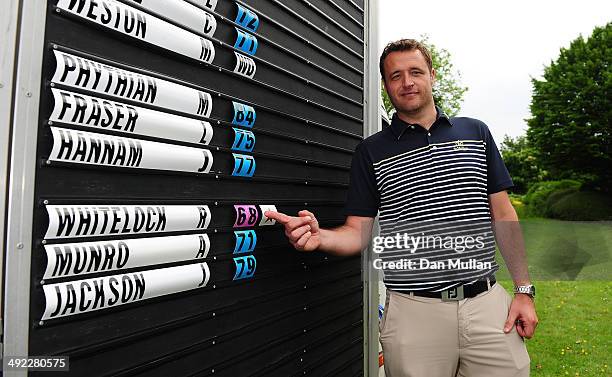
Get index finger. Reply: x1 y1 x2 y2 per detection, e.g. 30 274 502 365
265 210 291 224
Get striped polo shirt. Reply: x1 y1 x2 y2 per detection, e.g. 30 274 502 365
344 108 513 292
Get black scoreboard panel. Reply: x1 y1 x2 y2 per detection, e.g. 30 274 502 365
29 0 365 376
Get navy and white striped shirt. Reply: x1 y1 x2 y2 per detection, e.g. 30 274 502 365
344 108 513 292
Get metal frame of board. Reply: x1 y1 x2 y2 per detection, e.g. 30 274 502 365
363 0 381 376
2 1 48 375
0 0 22 353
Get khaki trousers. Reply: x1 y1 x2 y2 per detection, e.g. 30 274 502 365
379 283 530 377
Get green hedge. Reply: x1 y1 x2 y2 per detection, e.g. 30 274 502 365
524 180 582 217
543 187 579 217
549 191 612 221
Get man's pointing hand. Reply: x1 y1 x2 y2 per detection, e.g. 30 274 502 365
265 210 321 252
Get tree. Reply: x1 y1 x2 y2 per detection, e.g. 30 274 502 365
527 22 611 191
381 35 468 117
499 135 546 194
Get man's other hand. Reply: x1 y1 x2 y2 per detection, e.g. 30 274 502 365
504 294 539 338
265 210 321 252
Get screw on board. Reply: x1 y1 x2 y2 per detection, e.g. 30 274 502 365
26 92 32 97
214 201 218 206
42 240 47 245
16 243 24 249
48 121 53 125
43 200 49 205
50 83 55 87
39 321 44 326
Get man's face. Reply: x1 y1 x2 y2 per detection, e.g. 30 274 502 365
383 50 435 114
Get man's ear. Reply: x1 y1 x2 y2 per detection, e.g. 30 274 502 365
430 68 436 84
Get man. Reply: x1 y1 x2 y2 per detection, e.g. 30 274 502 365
266 39 537 377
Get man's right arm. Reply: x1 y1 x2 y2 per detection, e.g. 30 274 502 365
318 215 375 256
265 210 374 256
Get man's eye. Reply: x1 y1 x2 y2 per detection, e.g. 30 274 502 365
392 75 400 80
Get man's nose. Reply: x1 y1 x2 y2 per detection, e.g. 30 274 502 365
401 75 415 87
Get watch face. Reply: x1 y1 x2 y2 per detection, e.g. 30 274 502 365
515 285 535 296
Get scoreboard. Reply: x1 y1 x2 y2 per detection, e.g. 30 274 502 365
1 0 376 376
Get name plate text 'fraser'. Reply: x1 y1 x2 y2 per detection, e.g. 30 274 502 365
50 89 213 145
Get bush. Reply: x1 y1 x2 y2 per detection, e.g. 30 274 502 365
523 180 582 217
543 187 579 217
549 191 612 220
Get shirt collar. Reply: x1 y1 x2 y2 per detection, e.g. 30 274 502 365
390 106 454 140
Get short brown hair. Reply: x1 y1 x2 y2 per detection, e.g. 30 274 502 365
379 39 433 80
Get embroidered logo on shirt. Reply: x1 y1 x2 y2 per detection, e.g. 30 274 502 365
454 141 466 150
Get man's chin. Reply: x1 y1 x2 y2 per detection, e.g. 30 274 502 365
396 103 423 114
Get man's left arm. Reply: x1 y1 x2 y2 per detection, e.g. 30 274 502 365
489 191 539 339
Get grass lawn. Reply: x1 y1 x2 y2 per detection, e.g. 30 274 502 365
497 280 611 377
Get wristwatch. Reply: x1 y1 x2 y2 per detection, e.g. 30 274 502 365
514 284 536 298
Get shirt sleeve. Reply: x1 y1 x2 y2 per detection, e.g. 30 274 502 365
343 141 379 217
484 124 514 194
